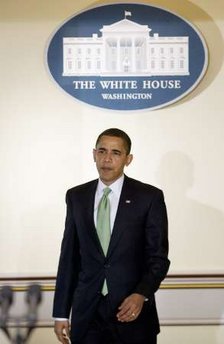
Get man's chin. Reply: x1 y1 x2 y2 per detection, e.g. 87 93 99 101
99 172 114 185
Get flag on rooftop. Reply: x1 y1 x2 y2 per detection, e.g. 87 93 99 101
125 11 132 17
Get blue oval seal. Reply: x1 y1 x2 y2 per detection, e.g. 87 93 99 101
46 3 208 111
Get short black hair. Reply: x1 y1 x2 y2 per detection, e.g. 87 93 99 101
95 128 132 155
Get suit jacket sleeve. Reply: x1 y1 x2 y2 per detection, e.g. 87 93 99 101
53 190 80 318
134 189 170 298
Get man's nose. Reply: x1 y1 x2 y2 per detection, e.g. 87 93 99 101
104 152 112 161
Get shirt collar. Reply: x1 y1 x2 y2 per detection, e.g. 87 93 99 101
97 175 124 197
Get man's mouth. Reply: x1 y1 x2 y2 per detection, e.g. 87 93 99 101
101 167 113 171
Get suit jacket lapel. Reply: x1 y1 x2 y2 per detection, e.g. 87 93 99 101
107 176 133 257
81 180 105 255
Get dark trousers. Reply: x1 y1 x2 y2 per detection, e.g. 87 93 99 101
72 295 157 344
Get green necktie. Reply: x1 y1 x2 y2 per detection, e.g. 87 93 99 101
96 187 111 295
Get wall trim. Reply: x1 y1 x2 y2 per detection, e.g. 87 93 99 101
1 274 224 291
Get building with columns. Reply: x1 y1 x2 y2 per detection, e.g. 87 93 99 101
63 14 189 77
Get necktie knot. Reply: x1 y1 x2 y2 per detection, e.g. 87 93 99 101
103 187 111 197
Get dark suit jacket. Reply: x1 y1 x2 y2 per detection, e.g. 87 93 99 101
53 176 170 342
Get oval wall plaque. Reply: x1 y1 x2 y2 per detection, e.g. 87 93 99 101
46 3 208 111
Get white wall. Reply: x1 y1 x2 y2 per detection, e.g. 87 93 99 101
0 0 224 278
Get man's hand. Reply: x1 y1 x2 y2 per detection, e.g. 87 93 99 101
116 293 145 322
54 320 70 343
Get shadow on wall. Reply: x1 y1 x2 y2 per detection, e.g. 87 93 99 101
157 151 224 271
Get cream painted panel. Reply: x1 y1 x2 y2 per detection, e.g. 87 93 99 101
0 0 223 275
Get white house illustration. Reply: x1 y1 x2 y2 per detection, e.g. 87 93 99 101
63 12 189 76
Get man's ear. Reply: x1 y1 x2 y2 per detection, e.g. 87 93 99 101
126 154 133 166
93 149 96 162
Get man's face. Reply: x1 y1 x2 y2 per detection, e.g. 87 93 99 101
93 135 133 185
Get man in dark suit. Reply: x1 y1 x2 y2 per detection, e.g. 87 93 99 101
53 128 170 344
